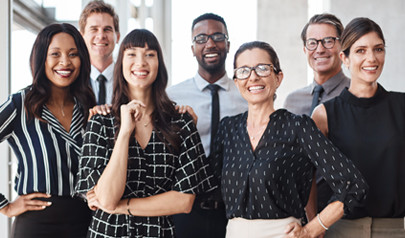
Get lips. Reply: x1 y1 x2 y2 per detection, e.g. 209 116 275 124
132 70 149 77
93 43 108 46
362 66 378 71
248 85 265 92
314 56 330 62
55 69 73 77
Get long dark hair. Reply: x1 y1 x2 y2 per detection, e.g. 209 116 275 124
24 23 96 126
112 29 181 153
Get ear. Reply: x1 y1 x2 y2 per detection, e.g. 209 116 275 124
275 71 284 89
191 44 196 57
226 41 230 53
339 51 349 69
115 32 121 44
303 46 307 54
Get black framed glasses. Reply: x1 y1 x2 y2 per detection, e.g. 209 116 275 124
234 64 277 80
193 33 228 44
305 37 340 51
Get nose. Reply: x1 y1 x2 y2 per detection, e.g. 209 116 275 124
134 55 146 66
366 50 377 62
315 41 326 52
248 69 260 81
59 54 71 66
205 37 216 48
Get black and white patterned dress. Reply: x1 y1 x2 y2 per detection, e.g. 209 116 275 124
213 109 368 221
76 113 215 238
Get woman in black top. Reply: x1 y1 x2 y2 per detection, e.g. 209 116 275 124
312 18 405 237
76 29 214 238
213 41 368 238
0 23 95 237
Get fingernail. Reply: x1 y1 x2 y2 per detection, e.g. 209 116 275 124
42 206 46 209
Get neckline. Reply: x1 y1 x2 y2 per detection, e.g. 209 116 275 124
341 84 388 107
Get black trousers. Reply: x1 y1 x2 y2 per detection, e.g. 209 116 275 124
173 201 228 238
11 195 92 238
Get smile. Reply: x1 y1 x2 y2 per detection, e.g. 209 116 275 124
55 70 72 77
204 53 218 58
248 86 264 92
362 66 378 71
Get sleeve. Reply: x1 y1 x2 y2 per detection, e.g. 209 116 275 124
297 115 369 216
75 115 111 194
0 94 19 143
172 113 217 194
0 93 20 209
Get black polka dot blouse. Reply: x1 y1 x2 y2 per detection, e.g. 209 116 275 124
212 109 368 220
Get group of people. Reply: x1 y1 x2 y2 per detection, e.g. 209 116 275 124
0 1 403 238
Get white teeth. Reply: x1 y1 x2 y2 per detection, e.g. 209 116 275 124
248 86 264 91
133 71 148 76
94 43 107 46
205 53 218 58
315 57 329 61
363 66 377 70
56 70 71 76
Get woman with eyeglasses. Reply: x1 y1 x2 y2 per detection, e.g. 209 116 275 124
211 41 368 238
312 18 405 238
75 29 214 238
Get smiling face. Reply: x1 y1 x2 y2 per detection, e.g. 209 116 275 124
304 23 342 80
341 31 385 85
234 48 283 105
45 32 80 89
122 43 159 91
191 19 230 78
82 13 119 64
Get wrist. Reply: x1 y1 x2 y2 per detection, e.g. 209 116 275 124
127 198 134 216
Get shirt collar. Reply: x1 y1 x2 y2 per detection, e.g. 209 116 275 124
194 72 233 92
90 63 114 82
311 70 348 95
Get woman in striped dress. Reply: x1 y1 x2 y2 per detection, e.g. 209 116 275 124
0 23 95 237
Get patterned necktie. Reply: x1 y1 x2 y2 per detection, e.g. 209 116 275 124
310 85 324 114
97 74 106 105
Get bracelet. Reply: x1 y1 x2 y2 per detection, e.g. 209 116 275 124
127 198 134 216
317 214 329 230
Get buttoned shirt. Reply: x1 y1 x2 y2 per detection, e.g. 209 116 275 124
90 63 114 105
0 88 85 209
167 73 248 156
213 109 368 219
283 70 350 115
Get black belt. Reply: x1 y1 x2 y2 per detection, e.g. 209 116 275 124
195 199 225 210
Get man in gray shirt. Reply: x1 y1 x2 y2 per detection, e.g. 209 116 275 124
283 13 350 216
284 13 350 116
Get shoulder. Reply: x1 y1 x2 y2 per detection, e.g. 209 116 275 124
87 113 115 129
167 79 195 94
219 112 246 129
276 109 316 128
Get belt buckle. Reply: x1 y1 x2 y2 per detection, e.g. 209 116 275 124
200 200 218 210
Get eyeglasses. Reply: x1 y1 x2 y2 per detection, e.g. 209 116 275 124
234 64 277 80
193 33 228 44
305 37 340 51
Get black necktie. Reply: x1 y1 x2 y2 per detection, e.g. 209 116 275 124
207 84 220 156
97 74 106 105
310 85 324 114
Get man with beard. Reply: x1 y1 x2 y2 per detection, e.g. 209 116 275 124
167 13 247 238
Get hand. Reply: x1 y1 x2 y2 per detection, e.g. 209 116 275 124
0 193 51 217
88 104 112 120
284 222 311 238
86 189 119 214
175 105 198 125
119 100 146 135
86 189 100 211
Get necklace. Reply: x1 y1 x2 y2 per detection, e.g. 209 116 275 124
247 121 267 141
143 120 151 127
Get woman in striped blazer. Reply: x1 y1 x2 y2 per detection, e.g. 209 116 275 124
0 23 95 237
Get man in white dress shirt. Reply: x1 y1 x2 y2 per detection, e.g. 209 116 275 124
79 1 120 105
167 13 248 238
